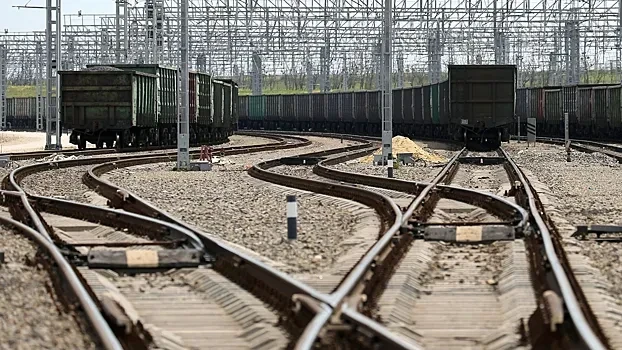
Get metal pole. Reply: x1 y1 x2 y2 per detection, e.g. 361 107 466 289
177 0 190 170
116 0 121 63
0 45 6 131
619 0 622 83
152 1 158 64
46 0 52 148
517 115 520 143
381 0 393 165
124 0 128 63
36 41 43 131
55 0 62 149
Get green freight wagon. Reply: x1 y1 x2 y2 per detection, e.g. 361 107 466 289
87 64 178 126
212 81 224 135
196 72 212 127
238 95 249 128
211 79 237 139
249 95 266 121
191 71 213 143
60 69 157 149
231 82 239 132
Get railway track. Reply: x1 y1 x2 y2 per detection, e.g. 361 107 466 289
0 131 276 161
1 133 349 349
246 131 609 349
0 130 614 349
513 135 622 163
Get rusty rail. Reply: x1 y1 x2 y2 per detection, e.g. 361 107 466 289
241 132 533 349
79 133 354 344
0 132 307 349
1 132 242 161
293 138 608 349
512 135 622 162
0 190 124 350
501 147 609 350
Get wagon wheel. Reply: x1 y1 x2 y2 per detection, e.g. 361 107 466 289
151 129 159 146
117 129 131 148
77 135 87 150
138 130 147 147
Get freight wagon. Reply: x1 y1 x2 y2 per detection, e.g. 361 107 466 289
239 65 517 150
59 64 239 149
239 65 622 145
60 68 158 148
5 96 53 130
514 83 620 139
448 65 515 149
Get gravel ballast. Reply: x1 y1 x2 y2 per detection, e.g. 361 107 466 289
105 136 364 273
505 143 622 227
0 226 98 349
504 141 622 348
325 141 456 182
16 135 276 204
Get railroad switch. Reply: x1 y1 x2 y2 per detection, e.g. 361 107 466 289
458 156 507 165
527 290 566 349
423 224 515 242
408 222 517 242
572 224 622 242
88 249 202 269
61 248 206 269
280 156 326 165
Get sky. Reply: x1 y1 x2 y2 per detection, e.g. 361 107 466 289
0 0 116 33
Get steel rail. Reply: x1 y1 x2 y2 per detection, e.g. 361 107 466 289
399 148 464 223
340 306 423 350
512 135 622 162
294 144 537 349
289 147 465 349
1 131 284 161
0 190 124 350
294 301 334 350
81 134 349 342
314 146 528 228
246 131 608 348
237 131 531 349
27 194 206 250
0 132 306 350
3 133 291 192
243 140 410 349
500 147 607 350
0 131 265 161
246 143 404 309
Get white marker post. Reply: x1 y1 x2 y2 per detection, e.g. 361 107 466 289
527 118 536 147
387 154 394 178
287 195 297 240
564 112 571 162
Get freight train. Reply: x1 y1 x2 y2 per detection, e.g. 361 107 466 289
1 64 238 149
60 64 239 149
237 65 517 150
5 64 622 146
4 96 53 130
237 65 622 146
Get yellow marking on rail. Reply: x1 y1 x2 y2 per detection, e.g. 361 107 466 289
126 250 159 268
455 226 483 242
